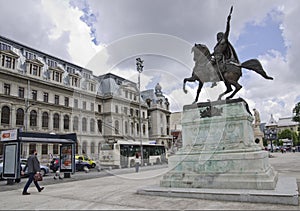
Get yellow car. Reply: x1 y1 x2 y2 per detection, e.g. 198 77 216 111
75 155 96 168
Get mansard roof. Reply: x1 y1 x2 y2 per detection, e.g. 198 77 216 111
25 58 44 66
277 117 298 127
0 49 19 58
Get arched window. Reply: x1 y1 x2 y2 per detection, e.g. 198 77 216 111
115 120 119 134
91 142 95 154
82 117 87 132
73 116 79 131
97 119 102 133
53 113 59 129
16 108 24 126
42 112 49 128
136 123 139 135
90 119 95 132
1 106 10 124
29 110 37 126
64 115 69 130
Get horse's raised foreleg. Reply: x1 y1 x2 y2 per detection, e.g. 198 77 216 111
183 75 197 94
193 82 203 104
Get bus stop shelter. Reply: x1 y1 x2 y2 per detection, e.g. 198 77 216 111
0 129 77 185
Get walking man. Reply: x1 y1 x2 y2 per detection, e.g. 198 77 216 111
135 152 140 173
22 149 44 195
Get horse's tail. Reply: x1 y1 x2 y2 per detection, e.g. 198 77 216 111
241 59 273 80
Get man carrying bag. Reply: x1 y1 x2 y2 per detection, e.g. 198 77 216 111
22 149 44 195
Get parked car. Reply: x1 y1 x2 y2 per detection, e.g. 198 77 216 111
0 158 49 179
0 160 3 180
50 157 91 172
75 155 96 168
20 158 50 176
75 159 91 171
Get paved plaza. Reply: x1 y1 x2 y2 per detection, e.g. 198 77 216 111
0 152 300 210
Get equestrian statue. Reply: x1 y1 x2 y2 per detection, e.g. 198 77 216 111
183 6 273 104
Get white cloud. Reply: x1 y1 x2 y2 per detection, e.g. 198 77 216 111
2 0 300 124
41 0 103 66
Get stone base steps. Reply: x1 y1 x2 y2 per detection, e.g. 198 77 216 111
137 176 299 206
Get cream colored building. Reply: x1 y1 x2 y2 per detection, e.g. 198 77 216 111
0 35 154 162
277 117 299 133
141 83 172 148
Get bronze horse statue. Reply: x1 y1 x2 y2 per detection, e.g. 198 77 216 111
183 43 274 104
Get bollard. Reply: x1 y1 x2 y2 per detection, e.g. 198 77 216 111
64 172 71 178
6 179 14 185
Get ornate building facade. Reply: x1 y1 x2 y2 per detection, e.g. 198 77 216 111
141 83 172 148
0 35 167 162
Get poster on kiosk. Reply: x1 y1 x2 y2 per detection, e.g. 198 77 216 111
60 144 75 173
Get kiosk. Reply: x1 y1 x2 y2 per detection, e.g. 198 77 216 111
0 129 77 184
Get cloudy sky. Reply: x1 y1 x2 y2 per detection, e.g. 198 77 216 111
0 0 299 123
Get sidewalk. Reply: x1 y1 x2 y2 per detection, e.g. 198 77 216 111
0 153 299 210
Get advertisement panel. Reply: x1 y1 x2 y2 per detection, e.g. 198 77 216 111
1 129 18 141
3 142 20 179
60 144 73 173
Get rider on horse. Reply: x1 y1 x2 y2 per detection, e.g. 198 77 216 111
210 6 240 87
183 6 273 103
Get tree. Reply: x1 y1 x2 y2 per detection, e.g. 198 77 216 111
292 102 300 145
292 102 300 124
278 129 293 140
278 129 299 146
292 132 299 146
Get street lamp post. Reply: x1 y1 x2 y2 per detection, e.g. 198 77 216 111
264 128 277 152
136 58 144 166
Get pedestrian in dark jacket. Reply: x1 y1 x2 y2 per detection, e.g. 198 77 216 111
22 149 44 195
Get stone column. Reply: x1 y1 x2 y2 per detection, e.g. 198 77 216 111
69 114 73 133
24 108 28 131
60 112 64 132
49 110 53 132
11 105 16 129
38 108 42 131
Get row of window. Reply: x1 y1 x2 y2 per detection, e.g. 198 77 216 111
115 105 146 118
1 106 146 135
124 90 137 101
30 141 97 156
3 83 100 111
1 106 102 133
3 83 148 118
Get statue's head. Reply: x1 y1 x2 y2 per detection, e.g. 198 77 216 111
217 32 224 41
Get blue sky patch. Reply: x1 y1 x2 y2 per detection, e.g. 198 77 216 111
235 11 286 61
70 0 99 45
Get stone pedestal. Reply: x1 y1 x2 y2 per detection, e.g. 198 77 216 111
138 98 298 205
160 98 278 189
